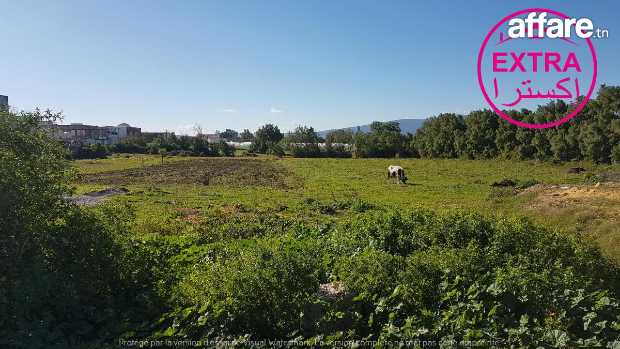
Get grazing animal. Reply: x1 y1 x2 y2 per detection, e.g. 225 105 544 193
387 165 407 184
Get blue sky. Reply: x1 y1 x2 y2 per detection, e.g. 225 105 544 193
1 0 619 133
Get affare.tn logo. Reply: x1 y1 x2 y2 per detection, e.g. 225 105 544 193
477 8 605 129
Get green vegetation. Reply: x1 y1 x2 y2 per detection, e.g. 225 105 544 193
150 210 619 347
3 107 620 348
251 123 284 154
1 110 161 348
412 86 620 163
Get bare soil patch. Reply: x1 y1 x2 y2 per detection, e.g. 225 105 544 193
69 187 129 206
523 183 620 216
78 158 293 188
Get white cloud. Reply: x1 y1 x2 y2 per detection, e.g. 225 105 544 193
270 107 283 113
220 108 238 113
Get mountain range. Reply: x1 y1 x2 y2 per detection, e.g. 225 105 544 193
317 118 426 138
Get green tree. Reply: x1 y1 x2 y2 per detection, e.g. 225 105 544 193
353 121 404 158
285 125 321 157
190 135 210 155
251 124 283 153
240 129 255 142
1 109 155 346
464 110 498 159
220 129 239 141
413 114 466 158
578 85 620 164
325 129 354 144
1 109 71 274
285 125 319 144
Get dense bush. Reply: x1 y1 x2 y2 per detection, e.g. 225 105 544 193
0 110 162 348
70 143 110 159
108 137 148 154
211 140 235 156
318 211 620 346
143 209 619 347
174 238 322 338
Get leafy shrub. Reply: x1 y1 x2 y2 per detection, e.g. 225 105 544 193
584 172 602 184
210 140 235 157
70 143 109 159
349 198 375 213
319 210 620 346
191 211 296 243
1 110 163 348
266 143 285 157
300 197 375 215
333 248 402 296
159 237 322 339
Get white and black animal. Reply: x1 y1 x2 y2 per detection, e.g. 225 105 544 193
387 165 407 184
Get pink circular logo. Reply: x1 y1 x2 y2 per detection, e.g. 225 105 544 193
477 8 598 129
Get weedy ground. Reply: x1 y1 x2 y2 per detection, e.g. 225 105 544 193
73 155 620 261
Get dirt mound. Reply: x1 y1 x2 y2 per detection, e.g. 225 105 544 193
524 183 620 215
78 158 292 188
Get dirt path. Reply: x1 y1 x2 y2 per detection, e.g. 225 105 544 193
69 188 129 206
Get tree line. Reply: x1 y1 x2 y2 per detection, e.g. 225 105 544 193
411 85 620 163
73 85 620 163
254 85 620 163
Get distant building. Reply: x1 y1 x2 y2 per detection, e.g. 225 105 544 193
44 122 142 146
0 95 8 109
105 123 142 144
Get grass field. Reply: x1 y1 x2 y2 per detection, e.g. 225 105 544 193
73 154 620 260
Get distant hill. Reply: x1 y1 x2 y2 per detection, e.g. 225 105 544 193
317 118 426 138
